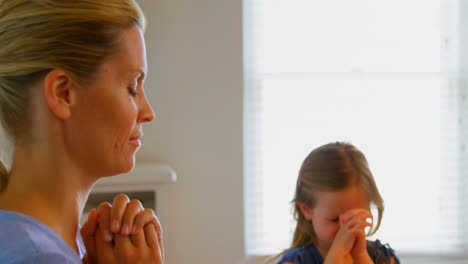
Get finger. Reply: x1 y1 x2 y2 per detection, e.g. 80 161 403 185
144 224 164 261
144 224 159 250
95 226 114 256
334 225 357 249
121 199 143 235
354 227 367 240
130 225 147 248
80 208 98 237
349 226 367 239
342 208 370 217
97 202 114 243
347 220 373 230
110 193 130 233
114 232 134 256
80 208 98 241
359 211 373 223
349 227 368 252
341 209 371 222
344 214 366 227
132 208 161 236
132 208 164 256
341 210 372 226
80 209 98 262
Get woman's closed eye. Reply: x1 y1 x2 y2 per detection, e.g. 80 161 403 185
330 217 339 223
128 87 138 97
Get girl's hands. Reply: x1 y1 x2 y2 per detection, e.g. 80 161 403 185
326 209 373 264
81 194 164 264
340 209 372 262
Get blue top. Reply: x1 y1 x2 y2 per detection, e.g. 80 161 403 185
278 240 400 264
0 210 85 264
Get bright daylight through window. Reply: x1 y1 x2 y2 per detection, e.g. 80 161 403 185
244 0 467 261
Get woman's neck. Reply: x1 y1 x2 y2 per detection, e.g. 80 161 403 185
0 143 94 253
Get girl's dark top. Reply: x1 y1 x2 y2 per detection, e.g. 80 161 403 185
277 240 400 264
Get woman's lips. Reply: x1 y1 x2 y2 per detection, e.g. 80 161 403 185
129 135 142 147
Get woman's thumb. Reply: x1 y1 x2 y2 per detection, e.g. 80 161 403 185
80 209 99 263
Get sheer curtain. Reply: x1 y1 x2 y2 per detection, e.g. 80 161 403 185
243 0 468 261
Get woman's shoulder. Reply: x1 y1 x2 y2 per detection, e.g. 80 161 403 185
0 209 59 242
0 210 82 263
367 239 400 264
277 244 323 264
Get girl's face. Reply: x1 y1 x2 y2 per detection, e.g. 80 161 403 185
305 185 369 255
67 26 154 178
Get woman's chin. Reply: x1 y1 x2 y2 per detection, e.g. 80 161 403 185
119 159 135 174
99 158 135 178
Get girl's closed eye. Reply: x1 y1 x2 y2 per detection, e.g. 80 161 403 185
330 217 339 223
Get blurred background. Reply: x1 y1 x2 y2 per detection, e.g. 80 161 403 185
2 0 467 263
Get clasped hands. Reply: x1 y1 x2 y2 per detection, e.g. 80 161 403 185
325 208 373 264
81 194 163 264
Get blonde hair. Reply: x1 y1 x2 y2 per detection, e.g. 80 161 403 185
0 0 146 191
271 142 384 262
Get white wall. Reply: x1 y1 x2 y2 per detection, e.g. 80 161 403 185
135 1 244 263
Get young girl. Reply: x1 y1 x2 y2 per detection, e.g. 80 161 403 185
277 142 399 264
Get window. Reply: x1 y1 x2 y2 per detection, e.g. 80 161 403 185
243 0 468 262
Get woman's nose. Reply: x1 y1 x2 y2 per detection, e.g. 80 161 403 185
138 91 155 123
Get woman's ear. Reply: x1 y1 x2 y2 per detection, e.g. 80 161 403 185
43 69 74 120
297 202 313 221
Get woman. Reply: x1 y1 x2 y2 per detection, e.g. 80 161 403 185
0 0 162 263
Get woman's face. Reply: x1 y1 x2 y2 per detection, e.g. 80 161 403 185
68 26 154 177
